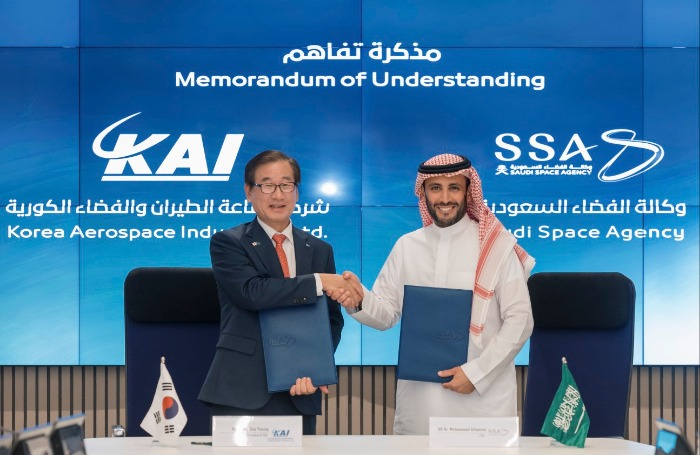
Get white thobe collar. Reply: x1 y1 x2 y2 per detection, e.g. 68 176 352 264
425 214 475 240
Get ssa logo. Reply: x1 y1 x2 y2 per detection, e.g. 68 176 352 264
435 330 465 343
92 112 244 181
494 129 664 182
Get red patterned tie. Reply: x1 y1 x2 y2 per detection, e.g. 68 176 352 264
272 233 290 278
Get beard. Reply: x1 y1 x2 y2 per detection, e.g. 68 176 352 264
426 199 467 228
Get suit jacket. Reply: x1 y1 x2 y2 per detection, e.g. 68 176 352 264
198 218 344 415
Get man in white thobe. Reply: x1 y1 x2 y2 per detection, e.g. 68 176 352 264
332 153 534 435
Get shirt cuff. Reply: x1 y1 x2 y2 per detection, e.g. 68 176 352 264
314 273 323 296
462 361 488 394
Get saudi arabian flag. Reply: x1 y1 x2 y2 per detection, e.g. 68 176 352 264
540 358 590 448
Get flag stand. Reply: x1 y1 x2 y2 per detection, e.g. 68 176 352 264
540 357 590 448
140 356 188 447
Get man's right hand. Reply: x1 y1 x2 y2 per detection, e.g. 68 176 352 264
320 272 363 308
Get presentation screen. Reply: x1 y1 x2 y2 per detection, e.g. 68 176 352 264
1 0 698 366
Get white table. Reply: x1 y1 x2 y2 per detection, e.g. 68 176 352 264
85 435 655 455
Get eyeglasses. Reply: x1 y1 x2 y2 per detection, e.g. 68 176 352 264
252 182 298 194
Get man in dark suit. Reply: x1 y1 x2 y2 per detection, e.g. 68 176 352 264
199 150 362 435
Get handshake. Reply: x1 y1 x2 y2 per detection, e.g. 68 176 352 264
319 271 363 308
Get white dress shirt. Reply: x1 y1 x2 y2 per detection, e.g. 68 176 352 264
257 219 323 294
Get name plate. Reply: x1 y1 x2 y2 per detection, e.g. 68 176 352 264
212 416 302 447
429 417 519 447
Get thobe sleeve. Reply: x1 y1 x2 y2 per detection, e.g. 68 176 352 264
346 242 404 331
461 250 533 393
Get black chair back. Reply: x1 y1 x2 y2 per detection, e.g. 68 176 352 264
124 267 220 436
522 272 635 438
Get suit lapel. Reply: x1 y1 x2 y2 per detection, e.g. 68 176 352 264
245 220 285 278
293 228 313 276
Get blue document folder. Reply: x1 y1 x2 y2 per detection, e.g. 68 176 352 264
259 295 338 392
397 285 472 383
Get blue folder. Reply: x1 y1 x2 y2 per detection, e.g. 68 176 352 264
397 285 472 383
259 295 338 392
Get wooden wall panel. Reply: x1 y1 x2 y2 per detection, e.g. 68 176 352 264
0 365 697 446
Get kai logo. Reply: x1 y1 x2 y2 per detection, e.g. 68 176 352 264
92 112 244 181
264 336 296 348
272 429 290 437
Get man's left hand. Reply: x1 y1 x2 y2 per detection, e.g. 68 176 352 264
289 377 329 396
437 367 475 394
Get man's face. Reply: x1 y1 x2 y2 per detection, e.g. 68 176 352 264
422 174 469 228
244 160 298 232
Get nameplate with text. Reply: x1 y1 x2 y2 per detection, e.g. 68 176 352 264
429 417 519 447
212 416 302 447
